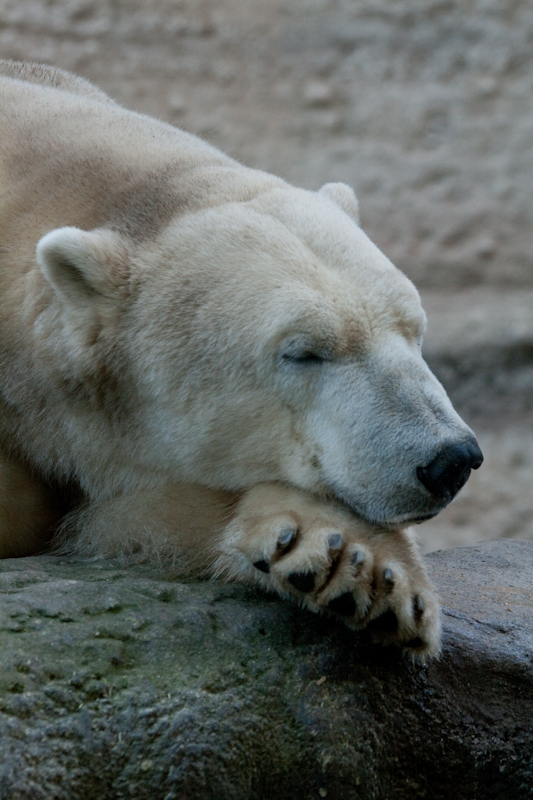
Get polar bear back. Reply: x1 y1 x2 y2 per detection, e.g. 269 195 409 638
0 59 116 105
0 64 285 280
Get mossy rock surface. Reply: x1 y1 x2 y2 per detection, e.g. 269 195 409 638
0 541 531 799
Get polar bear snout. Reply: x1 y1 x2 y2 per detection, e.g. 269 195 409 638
416 438 483 503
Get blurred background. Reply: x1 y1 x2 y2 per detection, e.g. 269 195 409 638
1 0 532 552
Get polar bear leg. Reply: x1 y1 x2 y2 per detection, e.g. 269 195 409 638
54 480 441 658
0 450 60 557
54 483 238 571
215 483 441 659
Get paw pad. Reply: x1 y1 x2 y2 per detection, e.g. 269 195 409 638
404 636 425 649
367 608 399 633
253 559 270 574
327 592 356 617
288 571 315 593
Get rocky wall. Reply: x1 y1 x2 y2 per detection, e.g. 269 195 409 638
0 541 531 799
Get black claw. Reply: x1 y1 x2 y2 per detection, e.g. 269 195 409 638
404 637 425 649
352 551 365 569
383 568 394 593
367 608 399 634
328 533 343 551
288 571 315 593
277 527 296 551
413 595 425 621
327 592 357 617
253 560 270 574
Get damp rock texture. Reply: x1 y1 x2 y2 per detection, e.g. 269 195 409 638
0 540 531 800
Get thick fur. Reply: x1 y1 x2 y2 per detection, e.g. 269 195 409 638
0 61 477 657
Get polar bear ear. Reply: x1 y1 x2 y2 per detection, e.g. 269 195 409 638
36 226 128 305
318 183 360 225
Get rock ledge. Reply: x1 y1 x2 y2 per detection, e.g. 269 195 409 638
0 540 531 799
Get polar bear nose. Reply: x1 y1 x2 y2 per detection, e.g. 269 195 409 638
416 439 483 502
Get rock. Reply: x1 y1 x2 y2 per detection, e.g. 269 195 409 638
422 289 533 421
0 540 531 799
415 288 533 554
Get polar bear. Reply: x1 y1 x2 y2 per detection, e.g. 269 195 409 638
0 60 482 658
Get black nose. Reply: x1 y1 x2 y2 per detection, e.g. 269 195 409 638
417 438 483 502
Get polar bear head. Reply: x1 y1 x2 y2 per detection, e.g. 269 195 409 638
36 179 482 526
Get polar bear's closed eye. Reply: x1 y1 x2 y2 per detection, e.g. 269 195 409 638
280 336 330 365
283 350 325 365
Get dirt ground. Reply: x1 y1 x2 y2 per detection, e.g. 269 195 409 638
0 0 531 552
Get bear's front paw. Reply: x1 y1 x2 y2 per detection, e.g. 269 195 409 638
215 485 441 659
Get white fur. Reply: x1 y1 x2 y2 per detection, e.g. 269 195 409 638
0 61 473 657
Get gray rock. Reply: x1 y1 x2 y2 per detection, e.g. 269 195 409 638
422 289 533 421
0 540 531 799
416 289 533 553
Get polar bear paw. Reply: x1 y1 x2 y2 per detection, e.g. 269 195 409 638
215 484 441 660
